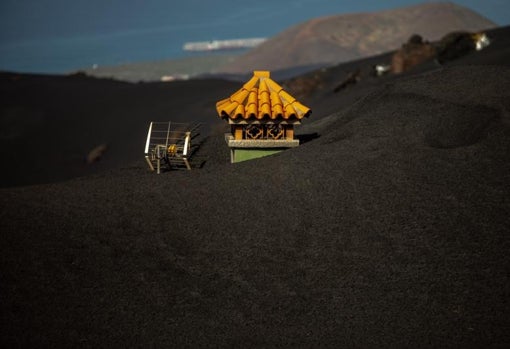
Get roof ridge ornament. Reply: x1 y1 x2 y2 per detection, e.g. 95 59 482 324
253 70 270 78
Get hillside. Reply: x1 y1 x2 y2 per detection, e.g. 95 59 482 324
215 2 496 74
77 53 240 82
75 2 497 83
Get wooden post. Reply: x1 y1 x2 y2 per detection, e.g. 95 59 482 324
285 125 294 140
234 125 243 140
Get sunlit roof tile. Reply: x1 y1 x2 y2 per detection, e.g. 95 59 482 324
216 71 311 121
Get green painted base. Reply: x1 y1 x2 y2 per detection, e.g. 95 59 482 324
231 148 285 163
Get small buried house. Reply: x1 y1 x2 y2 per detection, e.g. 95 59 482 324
216 70 311 163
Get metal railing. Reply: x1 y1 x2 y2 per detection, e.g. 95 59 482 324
144 122 202 173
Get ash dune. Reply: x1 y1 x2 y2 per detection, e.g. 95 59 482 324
2 63 509 347
0 9 509 349
0 74 239 187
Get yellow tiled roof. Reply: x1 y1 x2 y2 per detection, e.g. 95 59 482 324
216 71 311 121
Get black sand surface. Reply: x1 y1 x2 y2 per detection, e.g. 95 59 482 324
1 27 509 347
0 74 238 187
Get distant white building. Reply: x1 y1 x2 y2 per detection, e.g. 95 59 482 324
183 38 266 52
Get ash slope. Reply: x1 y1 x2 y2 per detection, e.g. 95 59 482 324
1 62 510 347
0 74 239 187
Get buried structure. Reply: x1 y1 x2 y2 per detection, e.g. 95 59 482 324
216 70 311 163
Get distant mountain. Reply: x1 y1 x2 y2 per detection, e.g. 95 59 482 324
214 2 496 74
78 2 496 83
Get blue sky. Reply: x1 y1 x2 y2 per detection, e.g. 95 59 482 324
0 0 508 73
